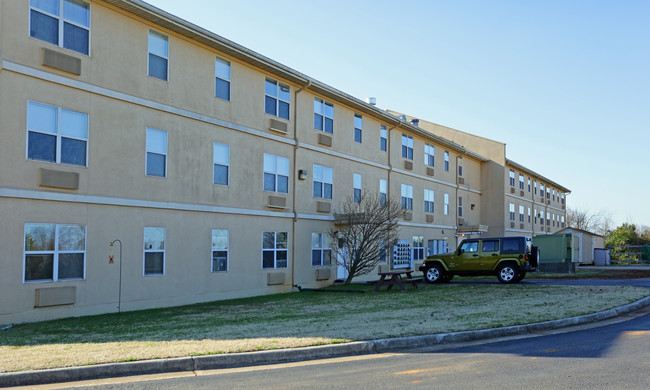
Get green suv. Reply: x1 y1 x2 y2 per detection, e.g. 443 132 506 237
419 236 539 284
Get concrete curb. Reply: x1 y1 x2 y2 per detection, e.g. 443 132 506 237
2 295 650 388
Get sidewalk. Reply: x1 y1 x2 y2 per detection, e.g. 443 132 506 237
2 295 650 388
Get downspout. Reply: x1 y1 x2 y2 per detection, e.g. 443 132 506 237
386 120 400 271
291 80 311 289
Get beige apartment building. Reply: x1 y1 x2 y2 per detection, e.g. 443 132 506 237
0 0 569 324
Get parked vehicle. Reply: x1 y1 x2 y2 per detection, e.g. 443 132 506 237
419 236 539 284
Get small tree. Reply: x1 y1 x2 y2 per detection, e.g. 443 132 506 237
330 192 403 284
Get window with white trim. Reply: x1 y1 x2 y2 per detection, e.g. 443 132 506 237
148 30 169 81
30 0 90 55
263 154 289 193
313 164 333 199
380 125 387 151
353 173 362 203
424 189 434 213
424 143 434 167
509 170 516 186
444 193 449 215
528 178 531 192
215 57 231 101
547 187 551 199
509 203 515 221
428 239 448 255
144 227 165 275
534 180 538 195
379 179 387 206
561 215 565 228
354 114 363 143
264 78 290 120
311 233 331 266
401 134 413 160
401 184 413 210
213 142 229 185
413 236 424 261
458 157 463 177
262 231 288 269
528 207 531 223
519 205 525 222
211 229 229 272
146 128 167 177
24 223 86 282
444 151 450 171
458 197 463 217
519 174 524 190
314 98 333 133
27 101 88 167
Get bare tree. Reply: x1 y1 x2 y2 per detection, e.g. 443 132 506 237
330 193 403 284
566 207 614 237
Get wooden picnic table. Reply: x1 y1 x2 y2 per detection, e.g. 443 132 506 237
373 270 422 292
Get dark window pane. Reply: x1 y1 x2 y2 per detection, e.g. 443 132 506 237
263 173 276 191
265 96 276 116
354 128 362 143
28 131 56 162
30 10 58 45
278 101 289 120
313 182 322 198
148 54 168 81
214 164 228 185
314 113 323 130
277 175 288 193
144 252 164 274
58 253 84 279
63 22 88 55
262 250 275 268
408 149 413 160
212 251 228 272
312 250 321 266
61 137 86 166
263 232 275 249
323 249 331 265
354 189 361 203
276 250 288 268
324 118 333 134
146 152 166 177
215 78 230 101
324 183 333 199
402 145 407 158
276 232 288 248
380 138 387 151
25 254 54 281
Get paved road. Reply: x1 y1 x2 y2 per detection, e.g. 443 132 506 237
36 306 650 390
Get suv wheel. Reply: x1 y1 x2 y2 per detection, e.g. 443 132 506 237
425 264 445 284
497 263 519 284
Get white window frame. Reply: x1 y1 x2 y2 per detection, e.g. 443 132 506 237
509 203 515 221
314 98 334 134
29 0 91 55
509 170 516 186
412 236 424 261
401 184 413 210
215 57 231 101
211 229 229 272
353 173 362 203
213 142 230 186
380 125 387 151
519 174 525 190
379 179 387 205
444 193 449 215
23 223 86 283
313 164 333 199
311 233 331 266
26 101 89 167
146 127 168 177
264 78 290 120
424 189 434 213
458 196 463 217
263 153 289 193
143 227 166 276
402 134 414 160
424 143 434 167
262 231 288 269
444 151 450 171
148 30 169 81
519 205 525 222
354 114 363 143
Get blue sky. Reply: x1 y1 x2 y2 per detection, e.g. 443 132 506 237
146 0 650 227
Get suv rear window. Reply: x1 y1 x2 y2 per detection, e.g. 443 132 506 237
500 238 523 254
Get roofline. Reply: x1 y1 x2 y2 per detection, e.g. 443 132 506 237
506 159 571 193
99 0 489 162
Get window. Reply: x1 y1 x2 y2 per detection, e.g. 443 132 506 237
424 143 434 167
509 203 515 221
148 30 169 81
534 180 538 195
552 189 556 201
458 159 463 177
528 208 531 223
547 214 551 226
353 114 363 143
534 208 538 224
458 197 463 217
519 205 524 222
401 184 413 210
444 151 450 171
561 216 565 228
313 164 333 199
509 170 516 187
519 174 524 190
24 223 86 282
528 178 531 192
428 239 448 255
380 125 387 151
482 240 499 253
215 57 231 101
263 154 289 193
413 236 424 261
501 238 524 254
211 229 229 272
30 0 90 55
379 179 387 206
540 211 545 225
264 78 290 120
460 241 479 253
378 240 387 262
546 187 551 199
213 142 229 185
146 128 167 177
314 98 333 133
262 231 288 269
424 189 434 213
311 233 331 266
561 193 565 204
27 101 88 166
353 174 362 203
143 227 165 275
401 134 413 160
444 193 449 215
553 214 556 227
540 183 545 196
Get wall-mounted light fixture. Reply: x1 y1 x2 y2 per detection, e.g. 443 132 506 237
298 169 308 180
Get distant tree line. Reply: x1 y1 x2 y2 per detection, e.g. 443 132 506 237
566 207 650 247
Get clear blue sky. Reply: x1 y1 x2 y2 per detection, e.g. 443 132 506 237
146 0 650 227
